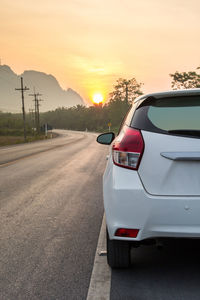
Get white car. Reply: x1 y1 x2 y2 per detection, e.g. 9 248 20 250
97 89 200 268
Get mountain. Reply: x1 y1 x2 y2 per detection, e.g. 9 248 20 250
0 65 85 112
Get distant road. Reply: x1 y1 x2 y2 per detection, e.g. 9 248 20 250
0 130 88 165
0 130 108 299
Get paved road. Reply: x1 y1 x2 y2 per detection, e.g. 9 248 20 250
1 130 200 300
0 130 88 165
111 239 200 300
0 130 108 300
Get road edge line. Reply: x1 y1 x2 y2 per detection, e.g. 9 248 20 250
86 214 111 300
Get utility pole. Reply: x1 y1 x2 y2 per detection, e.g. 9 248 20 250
15 77 29 142
36 98 43 133
29 90 42 134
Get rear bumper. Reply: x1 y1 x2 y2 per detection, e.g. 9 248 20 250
104 163 200 241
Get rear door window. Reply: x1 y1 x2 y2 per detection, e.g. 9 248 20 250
131 96 200 137
148 96 200 131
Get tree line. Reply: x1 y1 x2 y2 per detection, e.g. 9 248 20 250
41 67 200 132
0 112 33 136
40 78 143 133
1 67 200 135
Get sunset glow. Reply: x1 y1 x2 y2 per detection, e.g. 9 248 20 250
0 0 199 106
92 93 103 104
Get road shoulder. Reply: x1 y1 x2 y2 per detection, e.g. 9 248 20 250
86 214 111 300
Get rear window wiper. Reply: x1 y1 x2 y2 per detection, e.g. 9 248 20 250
168 129 200 138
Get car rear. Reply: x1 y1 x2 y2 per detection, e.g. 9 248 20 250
103 89 200 267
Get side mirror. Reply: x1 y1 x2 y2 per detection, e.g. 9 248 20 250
97 132 115 145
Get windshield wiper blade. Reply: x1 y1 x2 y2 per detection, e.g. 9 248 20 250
168 129 200 137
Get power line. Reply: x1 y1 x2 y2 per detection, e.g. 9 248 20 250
29 90 43 134
15 77 29 142
0 73 18 85
29 108 34 122
0 106 21 113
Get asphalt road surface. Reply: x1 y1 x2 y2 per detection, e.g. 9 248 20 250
1 130 200 300
111 239 200 300
0 130 108 300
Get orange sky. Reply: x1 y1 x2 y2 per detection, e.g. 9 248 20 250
0 0 199 104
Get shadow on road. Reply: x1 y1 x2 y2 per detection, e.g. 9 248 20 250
111 239 200 300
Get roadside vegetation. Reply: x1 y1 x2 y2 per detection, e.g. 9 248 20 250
40 67 200 133
41 78 143 134
0 67 199 146
0 134 54 146
0 112 54 146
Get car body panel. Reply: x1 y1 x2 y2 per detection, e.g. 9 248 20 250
138 130 200 196
134 88 200 104
104 161 200 241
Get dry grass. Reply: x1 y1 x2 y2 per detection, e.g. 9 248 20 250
0 133 57 147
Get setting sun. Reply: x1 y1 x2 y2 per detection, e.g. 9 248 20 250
93 93 103 104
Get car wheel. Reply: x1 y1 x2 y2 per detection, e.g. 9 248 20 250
106 229 131 268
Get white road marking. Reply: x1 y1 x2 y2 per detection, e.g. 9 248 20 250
86 214 111 300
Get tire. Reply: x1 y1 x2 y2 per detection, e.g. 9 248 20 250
106 229 131 268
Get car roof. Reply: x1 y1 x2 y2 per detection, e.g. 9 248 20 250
134 88 200 103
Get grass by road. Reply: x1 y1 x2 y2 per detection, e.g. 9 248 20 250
0 132 57 146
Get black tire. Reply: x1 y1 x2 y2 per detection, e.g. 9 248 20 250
106 229 131 268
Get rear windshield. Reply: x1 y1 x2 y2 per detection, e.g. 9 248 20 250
130 96 200 136
148 96 200 131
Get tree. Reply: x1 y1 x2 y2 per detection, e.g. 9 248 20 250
104 78 143 131
38 77 144 133
109 78 143 104
170 67 200 89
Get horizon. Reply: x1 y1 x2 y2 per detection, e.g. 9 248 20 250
0 0 200 105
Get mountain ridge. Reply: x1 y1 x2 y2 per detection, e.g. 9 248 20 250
0 65 85 112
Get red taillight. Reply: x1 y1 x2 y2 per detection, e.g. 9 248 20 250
112 126 144 170
115 228 139 238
